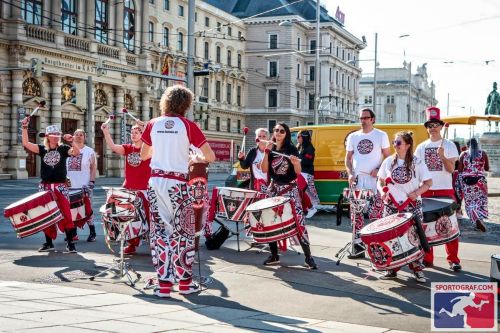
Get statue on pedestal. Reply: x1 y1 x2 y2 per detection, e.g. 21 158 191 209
485 82 500 131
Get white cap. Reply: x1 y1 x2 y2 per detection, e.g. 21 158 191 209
45 125 61 135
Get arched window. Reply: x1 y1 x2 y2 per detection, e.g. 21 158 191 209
178 32 183 51
204 42 209 60
237 53 242 69
227 50 232 67
21 0 42 25
163 27 169 47
123 0 135 52
216 46 221 63
95 0 109 43
61 0 77 35
148 21 154 43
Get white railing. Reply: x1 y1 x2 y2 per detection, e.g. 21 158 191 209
26 25 55 43
64 35 90 52
97 44 120 59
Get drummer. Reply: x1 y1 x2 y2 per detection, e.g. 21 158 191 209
414 107 462 272
238 128 269 193
21 121 80 253
66 129 97 242
261 122 317 269
377 131 432 283
101 120 151 255
345 108 390 259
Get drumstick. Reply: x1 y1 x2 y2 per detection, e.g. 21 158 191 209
240 127 249 153
271 151 301 161
27 100 46 118
122 108 139 122
440 123 450 148
103 114 116 125
255 138 277 146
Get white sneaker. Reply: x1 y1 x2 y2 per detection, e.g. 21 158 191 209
179 282 200 295
413 271 426 283
306 207 318 219
154 288 171 298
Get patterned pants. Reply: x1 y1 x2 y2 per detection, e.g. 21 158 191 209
352 193 384 243
148 177 196 285
302 173 320 207
39 182 74 239
383 200 423 272
462 177 488 223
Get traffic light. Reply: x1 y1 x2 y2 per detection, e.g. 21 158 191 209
30 58 43 78
193 70 210 76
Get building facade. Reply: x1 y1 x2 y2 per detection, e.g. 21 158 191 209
359 62 436 124
0 0 247 179
206 0 364 133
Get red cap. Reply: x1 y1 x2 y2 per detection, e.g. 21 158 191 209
424 106 444 127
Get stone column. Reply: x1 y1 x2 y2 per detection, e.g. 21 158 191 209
50 0 62 30
110 87 125 177
5 70 28 179
140 4 150 52
10 0 22 19
141 93 150 121
50 76 63 128
115 0 124 48
85 0 95 39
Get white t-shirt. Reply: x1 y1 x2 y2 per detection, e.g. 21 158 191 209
378 155 432 200
414 138 459 190
142 115 207 174
252 149 267 181
66 146 96 188
346 128 390 175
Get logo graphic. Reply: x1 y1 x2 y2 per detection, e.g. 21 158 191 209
357 139 374 154
164 120 175 129
431 282 497 331
43 150 61 167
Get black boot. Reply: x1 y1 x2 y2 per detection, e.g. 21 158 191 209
38 234 55 252
299 240 317 269
65 229 77 253
87 225 96 242
263 242 280 265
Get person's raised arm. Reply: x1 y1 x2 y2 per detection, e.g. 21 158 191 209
21 117 39 154
101 122 125 155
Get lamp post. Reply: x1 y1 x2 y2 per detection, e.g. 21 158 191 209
373 33 378 115
314 0 320 125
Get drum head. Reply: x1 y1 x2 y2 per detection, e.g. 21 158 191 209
422 197 457 222
492 254 500 260
360 212 413 235
246 196 290 211
6 191 48 208
218 187 258 194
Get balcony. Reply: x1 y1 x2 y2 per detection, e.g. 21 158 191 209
97 44 120 59
64 35 90 52
26 25 55 43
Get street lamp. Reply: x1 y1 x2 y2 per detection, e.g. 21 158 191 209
399 34 411 122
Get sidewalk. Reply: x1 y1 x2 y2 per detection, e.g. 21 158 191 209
0 280 412 333
487 176 500 197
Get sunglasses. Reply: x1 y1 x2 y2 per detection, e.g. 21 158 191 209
273 128 286 134
393 140 404 146
359 116 373 120
426 123 441 129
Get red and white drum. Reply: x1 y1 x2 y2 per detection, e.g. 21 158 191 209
215 187 262 222
422 197 460 246
101 187 148 242
4 191 63 238
342 188 373 201
360 213 424 271
69 189 92 228
245 196 298 243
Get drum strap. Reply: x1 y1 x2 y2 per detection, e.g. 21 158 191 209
151 169 188 182
421 189 456 201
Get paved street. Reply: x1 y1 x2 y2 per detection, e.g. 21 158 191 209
0 176 499 332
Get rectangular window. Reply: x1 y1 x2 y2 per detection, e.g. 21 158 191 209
148 21 154 42
195 12 197 21
205 17 210 27
268 89 278 107
329 42 332 54
163 0 169 10
309 93 314 110
202 78 209 97
95 0 108 43
310 40 316 54
227 50 232 66
216 22 221 32
204 42 209 59
178 5 184 16
309 66 315 81
268 120 276 134
296 91 300 109
329 68 332 82
348 76 351 90
238 31 242 39
216 117 220 131
178 32 183 51
216 46 221 63
296 63 301 79
227 83 232 104
216 81 221 102
228 26 232 36
386 95 395 104
237 86 241 106
227 118 231 132
297 37 301 51
62 0 78 35
163 27 169 47
237 54 242 69
269 34 278 49
341 73 345 87
269 61 278 77
336 71 339 85
237 119 241 133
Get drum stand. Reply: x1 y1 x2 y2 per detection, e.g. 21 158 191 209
90 218 142 287
334 197 369 265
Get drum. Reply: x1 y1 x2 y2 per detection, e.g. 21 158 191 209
4 191 63 238
101 187 148 242
216 187 261 222
245 196 299 243
490 254 500 285
422 197 460 246
342 188 373 201
69 189 91 228
360 213 425 270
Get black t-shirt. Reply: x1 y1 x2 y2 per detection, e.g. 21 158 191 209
299 144 315 175
37 144 71 183
268 145 299 185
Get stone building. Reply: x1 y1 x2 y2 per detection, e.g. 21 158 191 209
0 0 247 179
359 62 436 124
205 0 364 133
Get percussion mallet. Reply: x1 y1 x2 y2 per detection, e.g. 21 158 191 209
255 138 277 146
240 127 249 153
271 151 301 162
122 108 139 122
103 113 116 125
440 123 450 147
27 100 46 118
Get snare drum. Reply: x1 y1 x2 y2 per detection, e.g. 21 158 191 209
245 196 299 243
422 197 460 246
342 188 373 201
4 191 63 238
360 213 425 270
69 189 92 228
102 187 139 218
215 187 261 222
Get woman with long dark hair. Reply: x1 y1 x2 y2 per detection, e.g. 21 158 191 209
458 138 489 232
297 130 320 218
377 131 432 282
261 123 317 269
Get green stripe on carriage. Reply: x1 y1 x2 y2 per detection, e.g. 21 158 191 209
314 180 347 205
